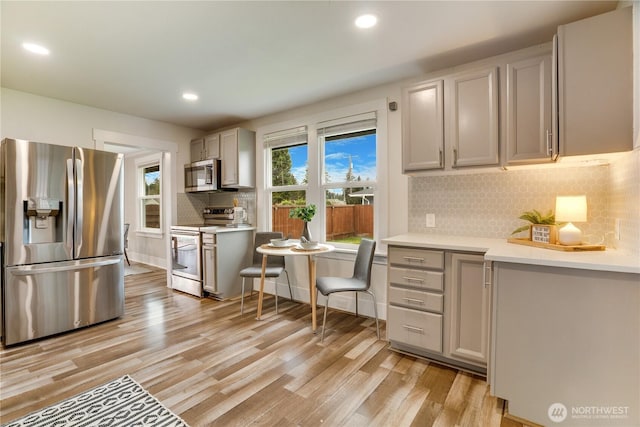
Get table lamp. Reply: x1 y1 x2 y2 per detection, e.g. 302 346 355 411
555 195 587 245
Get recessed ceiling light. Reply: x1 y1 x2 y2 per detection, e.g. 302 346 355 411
355 14 377 29
182 93 198 101
22 42 50 56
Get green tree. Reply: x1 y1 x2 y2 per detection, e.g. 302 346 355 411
272 148 297 187
272 148 304 205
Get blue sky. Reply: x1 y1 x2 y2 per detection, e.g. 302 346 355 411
288 133 376 184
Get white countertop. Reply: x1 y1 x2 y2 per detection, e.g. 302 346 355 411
382 233 640 274
201 225 255 234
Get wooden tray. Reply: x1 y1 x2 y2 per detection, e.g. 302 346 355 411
507 238 605 252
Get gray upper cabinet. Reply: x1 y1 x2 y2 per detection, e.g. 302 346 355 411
190 133 220 162
557 6 633 156
402 80 445 172
220 127 256 188
402 66 499 172
448 66 499 168
204 133 220 159
190 138 205 162
505 52 556 164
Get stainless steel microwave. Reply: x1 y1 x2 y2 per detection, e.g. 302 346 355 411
184 159 220 193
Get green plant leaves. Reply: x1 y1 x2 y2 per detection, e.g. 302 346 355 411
289 204 317 222
511 209 556 235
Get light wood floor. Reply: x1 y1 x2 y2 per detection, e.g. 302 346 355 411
0 264 532 427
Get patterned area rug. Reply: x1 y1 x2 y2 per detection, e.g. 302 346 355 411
3 375 188 427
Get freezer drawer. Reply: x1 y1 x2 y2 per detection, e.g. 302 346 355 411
3 256 124 345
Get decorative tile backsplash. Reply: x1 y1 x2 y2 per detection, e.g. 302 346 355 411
409 156 639 254
176 193 207 224
176 191 257 225
608 150 640 255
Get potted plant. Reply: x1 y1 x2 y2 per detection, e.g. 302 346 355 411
289 204 317 241
511 209 559 244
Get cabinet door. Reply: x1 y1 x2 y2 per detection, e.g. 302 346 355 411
448 253 490 366
203 245 216 293
402 80 444 171
190 138 204 162
220 129 238 186
449 67 499 168
204 133 220 159
558 7 632 155
505 54 554 164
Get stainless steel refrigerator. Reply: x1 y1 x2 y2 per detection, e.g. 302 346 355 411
0 138 124 345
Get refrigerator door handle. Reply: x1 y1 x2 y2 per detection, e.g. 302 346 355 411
75 157 84 255
10 256 122 276
66 158 75 256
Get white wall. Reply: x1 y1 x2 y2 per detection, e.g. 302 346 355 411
1 87 203 269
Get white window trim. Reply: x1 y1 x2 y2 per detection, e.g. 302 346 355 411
135 152 163 236
257 99 388 251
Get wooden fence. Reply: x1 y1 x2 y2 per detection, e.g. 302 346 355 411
272 205 373 240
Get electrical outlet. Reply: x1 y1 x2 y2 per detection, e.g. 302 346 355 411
614 218 621 240
426 213 436 228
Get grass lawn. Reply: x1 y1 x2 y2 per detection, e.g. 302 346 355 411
328 236 368 245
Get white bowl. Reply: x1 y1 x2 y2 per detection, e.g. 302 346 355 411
270 238 288 247
300 240 319 250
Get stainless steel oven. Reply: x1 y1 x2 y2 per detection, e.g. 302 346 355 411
170 229 202 297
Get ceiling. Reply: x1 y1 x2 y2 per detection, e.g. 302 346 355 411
1 1 617 132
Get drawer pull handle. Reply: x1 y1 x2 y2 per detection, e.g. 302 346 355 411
403 256 425 263
402 325 424 333
402 276 425 283
403 298 425 305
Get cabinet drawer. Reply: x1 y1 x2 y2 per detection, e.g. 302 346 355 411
388 306 443 353
202 234 215 245
389 247 444 270
389 286 443 313
389 267 444 292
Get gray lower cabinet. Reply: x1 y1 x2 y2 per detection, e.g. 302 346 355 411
446 253 490 367
387 245 490 375
202 230 253 300
490 262 639 426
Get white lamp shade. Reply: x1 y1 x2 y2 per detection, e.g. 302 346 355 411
555 195 587 222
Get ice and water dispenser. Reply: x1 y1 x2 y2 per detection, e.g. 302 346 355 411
23 198 63 244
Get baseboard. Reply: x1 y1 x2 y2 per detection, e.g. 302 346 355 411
127 251 166 270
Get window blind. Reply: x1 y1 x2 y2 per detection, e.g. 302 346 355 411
263 126 308 148
316 111 377 138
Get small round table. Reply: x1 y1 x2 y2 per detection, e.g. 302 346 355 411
256 242 335 332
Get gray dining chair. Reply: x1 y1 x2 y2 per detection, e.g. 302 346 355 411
315 238 379 342
240 231 293 315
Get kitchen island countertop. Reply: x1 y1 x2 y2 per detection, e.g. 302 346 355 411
382 233 640 275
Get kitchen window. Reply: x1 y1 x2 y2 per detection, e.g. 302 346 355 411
261 100 388 250
318 113 377 246
265 126 309 239
136 153 162 233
